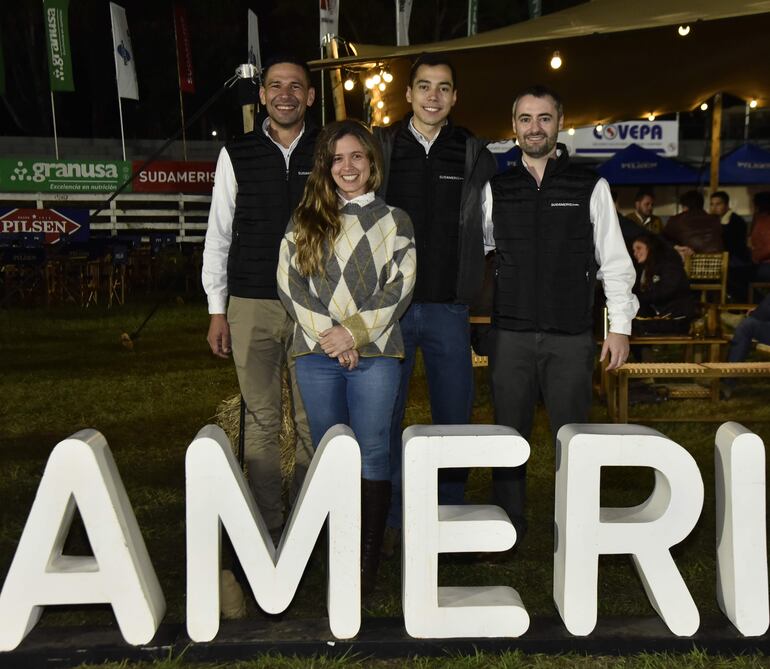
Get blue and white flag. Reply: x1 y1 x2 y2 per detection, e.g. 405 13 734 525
110 2 139 100
396 0 412 46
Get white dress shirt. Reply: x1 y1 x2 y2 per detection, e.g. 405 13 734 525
201 119 306 314
481 155 638 335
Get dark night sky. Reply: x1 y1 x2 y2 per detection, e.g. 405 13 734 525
1 0 583 142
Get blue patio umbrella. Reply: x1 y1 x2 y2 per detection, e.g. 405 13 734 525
718 143 770 184
597 143 699 185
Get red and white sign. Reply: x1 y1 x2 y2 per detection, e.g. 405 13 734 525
131 161 215 194
0 208 87 244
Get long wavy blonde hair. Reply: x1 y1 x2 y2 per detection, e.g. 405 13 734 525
293 120 383 277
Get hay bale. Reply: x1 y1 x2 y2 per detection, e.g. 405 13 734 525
213 369 296 486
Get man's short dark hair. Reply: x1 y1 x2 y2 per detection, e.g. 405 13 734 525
261 54 313 87
711 190 730 206
409 53 457 88
512 85 563 119
679 190 704 211
754 191 770 215
635 187 655 202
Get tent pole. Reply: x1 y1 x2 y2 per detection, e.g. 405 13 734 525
709 93 722 193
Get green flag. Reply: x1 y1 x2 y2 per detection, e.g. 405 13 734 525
43 0 74 92
0 31 5 96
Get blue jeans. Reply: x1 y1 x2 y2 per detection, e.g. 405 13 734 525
295 354 400 481
387 302 474 528
728 316 770 362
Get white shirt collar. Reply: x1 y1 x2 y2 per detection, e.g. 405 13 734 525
720 209 733 225
408 117 446 154
262 118 305 168
338 191 376 207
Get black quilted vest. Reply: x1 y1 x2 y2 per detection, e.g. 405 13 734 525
491 150 600 334
384 121 467 302
226 124 318 299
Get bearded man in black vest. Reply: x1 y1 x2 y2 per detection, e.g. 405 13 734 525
374 54 498 553
202 56 316 544
483 85 638 540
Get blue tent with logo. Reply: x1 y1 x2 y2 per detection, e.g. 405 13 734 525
718 143 770 184
597 143 699 185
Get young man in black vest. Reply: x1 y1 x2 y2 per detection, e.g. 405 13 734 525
375 54 498 552
202 56 317 543
483 85 638 540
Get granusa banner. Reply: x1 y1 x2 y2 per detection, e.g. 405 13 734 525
43 0 74 92
0 159 131 193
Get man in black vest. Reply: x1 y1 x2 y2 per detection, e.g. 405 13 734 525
202 56 316 543
375 54 498 552
484 85 638 540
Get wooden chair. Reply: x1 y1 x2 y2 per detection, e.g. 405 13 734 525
685 252 729 304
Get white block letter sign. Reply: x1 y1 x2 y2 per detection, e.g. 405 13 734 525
402 425 530 638
715 422 769 636
186 424 361 642
553 424 703 637
0 430 166 650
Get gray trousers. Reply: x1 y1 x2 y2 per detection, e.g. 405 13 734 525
489 328 595 534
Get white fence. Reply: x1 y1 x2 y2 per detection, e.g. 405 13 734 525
0 192 211 243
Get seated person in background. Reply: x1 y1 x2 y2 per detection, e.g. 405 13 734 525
612 188 646 252
663 190 724 259
723 294 770 398
711 190 751 301
629 187 663 234
631 233 696 335
750 191 770 282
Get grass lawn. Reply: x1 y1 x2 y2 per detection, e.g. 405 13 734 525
1 297 769 667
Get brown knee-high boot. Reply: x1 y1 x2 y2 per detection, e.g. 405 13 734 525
361 478 391 596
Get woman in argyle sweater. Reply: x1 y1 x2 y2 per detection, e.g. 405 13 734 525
277 120 416 595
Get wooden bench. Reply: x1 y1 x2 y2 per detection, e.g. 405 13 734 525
606 361 770 423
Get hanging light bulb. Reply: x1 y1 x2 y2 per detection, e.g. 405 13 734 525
595 124 603 133
376 100 384 109
365 78 375 89
678 25 690 36
382 70 393 83
378 82 386 91
647 113 656 121
549 50 562 70
700 102 708 111
567 127 575 136
344 78 355 91
383 116 391 125
750 99 759 109
372 73 382 85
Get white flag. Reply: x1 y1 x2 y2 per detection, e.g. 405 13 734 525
396 0 413 46
110 2 138 100
319 0 339 45
247 9 261 72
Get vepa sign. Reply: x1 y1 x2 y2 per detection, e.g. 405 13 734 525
559 120 679 157
0 422 766 651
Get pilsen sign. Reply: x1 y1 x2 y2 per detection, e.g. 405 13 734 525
0 207 89 244
0 422 767 651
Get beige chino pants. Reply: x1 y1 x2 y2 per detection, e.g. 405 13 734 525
227 296 313 530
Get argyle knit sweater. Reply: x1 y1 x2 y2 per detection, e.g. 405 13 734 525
277 195 416 358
